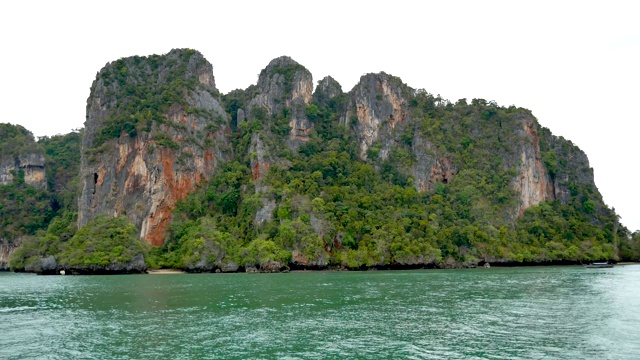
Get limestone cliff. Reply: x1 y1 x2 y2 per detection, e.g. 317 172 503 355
313 76 343 103
65 54 622 237
78 49 231 245
240 57 314 225
341 73 457 193
539 126 604 210
513 116 554 215
340 73 560 215
245 56 314 146
342 73 410 159
2 49 626 272
0 124 51 269
250 133 276 225
0 153 46 188
0 124 46 188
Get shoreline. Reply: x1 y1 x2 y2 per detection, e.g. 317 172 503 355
9 261 638 276
149 261 640 274
147 269 187 274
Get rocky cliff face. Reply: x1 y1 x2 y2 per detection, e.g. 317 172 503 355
0 153 46 188
513 116 554 215
340 73 562 215
250 133 277 225
342 73 457 193
74 51 614 246
240 57 314 225
313 76 343 102
245 56 314 146
2 49 624 272
411 134 457 192
342 73 410 159
539 127 598 206
0 123 46 189
78 49 231 246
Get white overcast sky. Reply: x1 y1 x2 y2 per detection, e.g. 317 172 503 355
1 1 638 231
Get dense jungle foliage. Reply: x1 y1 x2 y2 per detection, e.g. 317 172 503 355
0 126 80 246
10 213 146 270
0 172 52 242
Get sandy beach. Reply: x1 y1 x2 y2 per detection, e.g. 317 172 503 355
147 269 186 274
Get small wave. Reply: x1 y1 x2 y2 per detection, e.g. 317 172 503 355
0 306 40 313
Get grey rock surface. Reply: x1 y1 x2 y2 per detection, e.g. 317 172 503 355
245 56 314 147
313 76 343 102
0 153 46 188
25 255 58 274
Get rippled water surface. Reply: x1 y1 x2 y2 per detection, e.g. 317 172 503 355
1 266 640 359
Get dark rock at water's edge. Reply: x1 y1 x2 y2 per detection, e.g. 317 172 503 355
260 260 290 273
24 255 59 275
21 254 147 275
182 261 290 274
168 258 592 274
221 262 239 273
486 260 592 267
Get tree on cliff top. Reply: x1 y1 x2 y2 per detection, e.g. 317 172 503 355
0 123 42 159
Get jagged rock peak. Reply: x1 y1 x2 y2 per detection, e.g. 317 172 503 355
95 48 218 95
260 56 307 75
352 72 412 93
255 56 311 93
342 72 413 159
313 76 343 101
254 56 312 102
246 56 314 146
267 55 299 67
165 48 216 90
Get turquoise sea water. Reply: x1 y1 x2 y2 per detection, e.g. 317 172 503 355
1 266 639 359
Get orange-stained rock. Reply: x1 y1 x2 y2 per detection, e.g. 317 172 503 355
78 49 231 245
513 117 554 215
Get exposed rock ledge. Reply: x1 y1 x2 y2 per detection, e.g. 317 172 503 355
21 254 146 275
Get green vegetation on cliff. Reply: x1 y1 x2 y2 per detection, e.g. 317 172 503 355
0 125 80 253
0 173 52 241
58 215 146 267
151 92 623 270
0 123 40 158
39 130 82 212
0 124 51 242
90 49 213 149
620 231 640 260
11 214 147 271
9 212 77 270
